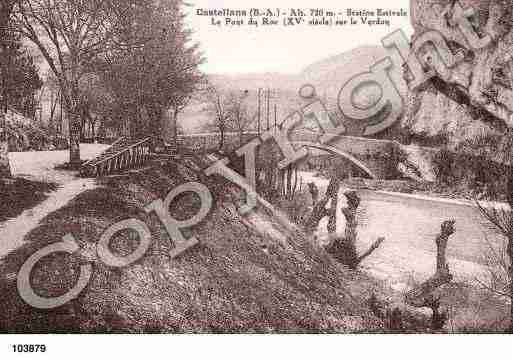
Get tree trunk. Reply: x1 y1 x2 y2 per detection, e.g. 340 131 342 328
67 109 82 166
90 118 96 141
151 106 165 152
0 140 10 177
303 178 339 232
0 112 11 177
219 126 225 151
326 180 338 233
326 190 385 269
152 106 163 140
302 185 384 269
0 2 13 178
405 220 456 330
286 165 293 200
308 182 319 206
172 108 179 150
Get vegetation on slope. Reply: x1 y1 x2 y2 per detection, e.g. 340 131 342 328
0 177 57 223
0 156 388 333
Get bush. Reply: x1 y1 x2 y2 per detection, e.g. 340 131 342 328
432 148 510 201
5 120 69 151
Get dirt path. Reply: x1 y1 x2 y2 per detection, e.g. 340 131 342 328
0 144 109 258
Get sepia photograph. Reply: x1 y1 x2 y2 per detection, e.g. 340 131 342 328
1 0 513 356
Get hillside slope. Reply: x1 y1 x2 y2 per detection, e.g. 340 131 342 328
0 156 384 333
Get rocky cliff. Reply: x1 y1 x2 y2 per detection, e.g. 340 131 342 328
405 0 513 152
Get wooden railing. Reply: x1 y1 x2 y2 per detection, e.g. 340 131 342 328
81 137 152 177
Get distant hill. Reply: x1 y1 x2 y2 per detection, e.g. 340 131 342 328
301 45 406 98
208 72 301 93
177 45 407 135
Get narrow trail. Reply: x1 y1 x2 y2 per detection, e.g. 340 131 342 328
0 179 97 258
0 144 109 259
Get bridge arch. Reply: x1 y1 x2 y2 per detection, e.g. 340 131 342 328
292 141 377 179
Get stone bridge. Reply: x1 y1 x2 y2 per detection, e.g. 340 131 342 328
174 131 402 180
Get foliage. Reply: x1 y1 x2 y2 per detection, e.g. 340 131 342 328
12 0 155 163
202 85 231 150
97 0 204 141
477 168 513 333
0 33 42 118
432 148 510 201
4 117 68 151
202 85 254 149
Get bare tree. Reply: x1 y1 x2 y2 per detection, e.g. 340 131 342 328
169 93 192 151
12 0 148 165
204 85 230 151
226 90 250 147
43 71 60 131
405 220 456 330
48 89 58 129
0 0 15 177
303 180 385 269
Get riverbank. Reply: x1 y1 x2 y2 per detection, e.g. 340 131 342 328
286 173 511 331
299 172 510 210
296 172 496 281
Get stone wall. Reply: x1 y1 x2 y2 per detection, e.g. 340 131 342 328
177 131 404 179
177 132 258 153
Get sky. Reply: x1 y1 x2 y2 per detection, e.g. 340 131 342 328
186 0 413 74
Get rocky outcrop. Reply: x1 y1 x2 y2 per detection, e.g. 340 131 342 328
398 144 438 182
405 0 513 149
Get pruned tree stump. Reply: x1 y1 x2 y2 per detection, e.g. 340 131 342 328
303 180 385 269
405 220 456 330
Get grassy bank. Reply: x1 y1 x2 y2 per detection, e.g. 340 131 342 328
0 157 389 333
274 182 512 333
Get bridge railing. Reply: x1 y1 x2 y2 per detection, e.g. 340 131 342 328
81 137 152 177
81 137 126 168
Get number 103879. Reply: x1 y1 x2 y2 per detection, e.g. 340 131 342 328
12 344 46 353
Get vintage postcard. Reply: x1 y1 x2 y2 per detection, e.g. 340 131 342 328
0 0 512 356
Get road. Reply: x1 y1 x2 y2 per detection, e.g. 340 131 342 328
0 144 109 258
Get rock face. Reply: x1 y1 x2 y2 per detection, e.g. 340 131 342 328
399 144 438 182
405 0 513 149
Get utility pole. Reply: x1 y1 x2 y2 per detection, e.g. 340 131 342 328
59 91 63 134
266 88 270 131
257 88 261 136
274 104 277 129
